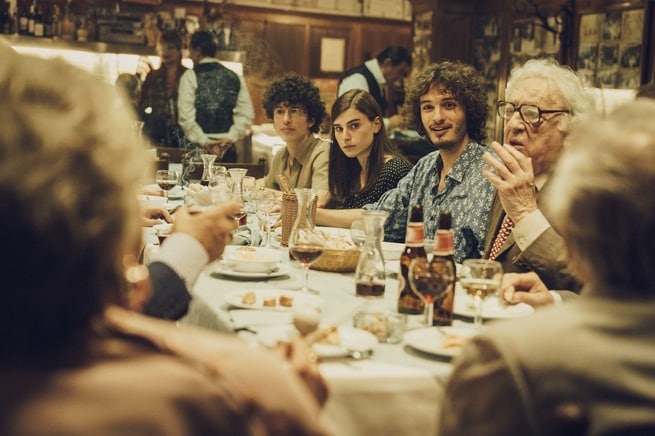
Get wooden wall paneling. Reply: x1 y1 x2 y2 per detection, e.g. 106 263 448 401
308 25 352 78
358 22 412 62
264 21 308 75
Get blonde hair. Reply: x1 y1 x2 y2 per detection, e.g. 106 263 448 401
0 48 149 357
545 99 655 295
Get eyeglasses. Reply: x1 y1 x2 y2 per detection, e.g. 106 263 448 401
497 101 571 125
273 107 306 118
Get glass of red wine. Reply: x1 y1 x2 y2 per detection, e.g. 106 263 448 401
288 228 325 294
408 257 454 326
155 170 179 203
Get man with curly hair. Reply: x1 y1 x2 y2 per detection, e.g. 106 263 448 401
317 61 495 262
262 73 329 204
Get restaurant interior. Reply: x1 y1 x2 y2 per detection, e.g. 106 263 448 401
2 0 649 164
2 0 654 434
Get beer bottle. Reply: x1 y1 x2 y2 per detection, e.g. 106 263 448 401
429 211 456 326
398 204 427 314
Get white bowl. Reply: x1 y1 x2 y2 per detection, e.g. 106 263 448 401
224 247 281 273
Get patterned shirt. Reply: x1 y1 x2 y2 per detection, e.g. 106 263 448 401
336 157 413 209
364 141 496 262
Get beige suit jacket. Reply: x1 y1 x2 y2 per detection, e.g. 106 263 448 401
483 192 581 292
439 289 655 435
0 307 325 436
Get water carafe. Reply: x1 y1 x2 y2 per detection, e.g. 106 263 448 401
355 210 388 298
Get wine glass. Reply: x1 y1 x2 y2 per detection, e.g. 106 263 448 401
350 219 366 250
155 170 179 203
288 229 325 294
408 257 455 326
242 176 256 213
255 190 281 248
460 259 503 328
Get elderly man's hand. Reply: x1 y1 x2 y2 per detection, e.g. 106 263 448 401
483 141 539 224
172 202 241 261
142 206 173 227
276 337 328 406
500 271 554 307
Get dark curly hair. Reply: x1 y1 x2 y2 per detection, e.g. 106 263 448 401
402 61 488 143
262 73 326 134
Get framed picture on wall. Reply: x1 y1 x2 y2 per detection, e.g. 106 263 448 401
577 8 644 89
309 27 350 78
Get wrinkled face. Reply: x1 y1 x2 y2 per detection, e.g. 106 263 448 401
419 84 469 151
503 77 569 176
333 107 381 160
156 42 181 66
273 102 314 147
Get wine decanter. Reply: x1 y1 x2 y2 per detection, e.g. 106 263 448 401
354 210 388 298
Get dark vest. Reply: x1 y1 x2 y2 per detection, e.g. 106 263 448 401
194 62 240 134
338 64 386 113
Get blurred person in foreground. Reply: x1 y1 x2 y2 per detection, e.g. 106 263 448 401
338 45 412 130
0 49 326 435
482 58 596 292
324 89 412 209
140 30 188 148
178 30 254 162
439 99 655 435
317 61 496 262
262 73 330 204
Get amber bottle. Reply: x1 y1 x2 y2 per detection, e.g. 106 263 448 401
397 204 427 314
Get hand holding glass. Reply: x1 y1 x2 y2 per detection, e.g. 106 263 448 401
460 259 503 328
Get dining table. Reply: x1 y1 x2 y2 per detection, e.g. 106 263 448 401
142 215 534 436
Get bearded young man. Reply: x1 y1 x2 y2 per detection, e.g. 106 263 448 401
317 61 495 262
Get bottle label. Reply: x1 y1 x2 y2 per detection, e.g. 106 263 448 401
432 229 453 255
404 222 425 247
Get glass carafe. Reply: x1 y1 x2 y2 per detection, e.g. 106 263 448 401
288 189 325 294
227 168 248 224
355 210 389 298
200 153 217 186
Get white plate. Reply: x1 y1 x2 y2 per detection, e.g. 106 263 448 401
224 289 320 311
404 326 479 358
454 290 534 319
258 326 378 358
214 262 291 279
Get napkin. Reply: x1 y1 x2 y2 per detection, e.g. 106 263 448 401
231 223 263 246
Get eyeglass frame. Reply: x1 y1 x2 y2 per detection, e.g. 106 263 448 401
273 106 306 118
497 100 571 125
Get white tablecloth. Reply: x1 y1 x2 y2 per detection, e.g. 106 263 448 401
187 240 455 436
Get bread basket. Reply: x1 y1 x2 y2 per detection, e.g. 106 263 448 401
311 248 360 273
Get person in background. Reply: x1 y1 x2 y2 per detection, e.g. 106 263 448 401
115 72 144 120
140 30 188 148
439 99 655 435
0 48 327 434
338 45 412 131
324 89 412 209
317 61 495 262
262 73 330 204
482 58 596 292
178 30 254 162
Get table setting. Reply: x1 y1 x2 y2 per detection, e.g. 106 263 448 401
141 181 537 436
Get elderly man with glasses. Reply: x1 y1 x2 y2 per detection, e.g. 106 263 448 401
481 58 596 299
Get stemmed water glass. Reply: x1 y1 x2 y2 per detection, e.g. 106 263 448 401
460 259 503 328
408 257 456 326
255 190 281 248
155 170 179 203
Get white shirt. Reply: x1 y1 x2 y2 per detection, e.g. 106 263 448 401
337 58 394 130
178 58 255 145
